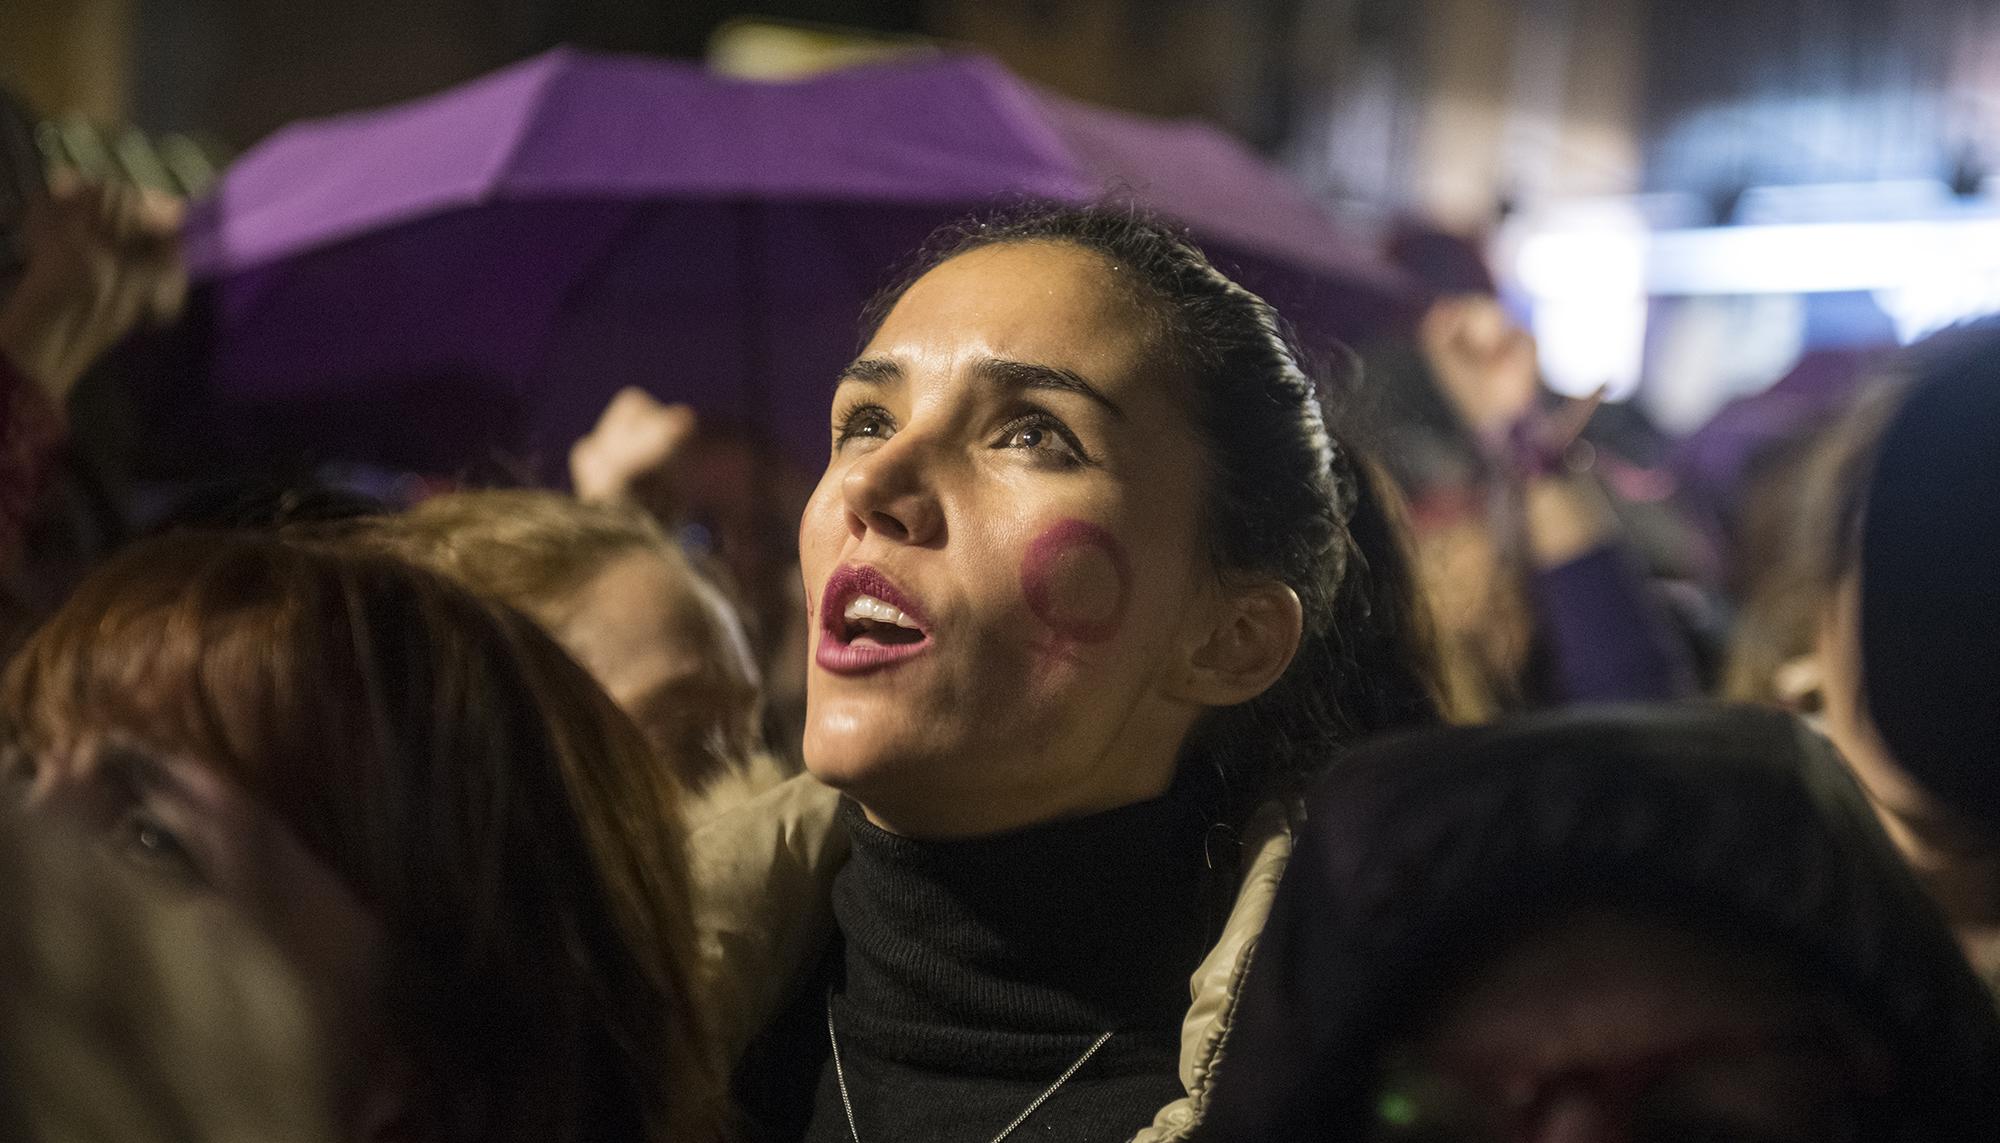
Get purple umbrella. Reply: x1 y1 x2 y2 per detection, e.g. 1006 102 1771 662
167 47 1418 475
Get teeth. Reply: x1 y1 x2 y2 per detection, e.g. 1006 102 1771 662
843 594 921 630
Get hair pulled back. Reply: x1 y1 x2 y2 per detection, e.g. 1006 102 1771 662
865 205 1439 820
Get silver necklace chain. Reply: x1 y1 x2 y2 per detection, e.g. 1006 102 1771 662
825 989 1115 1143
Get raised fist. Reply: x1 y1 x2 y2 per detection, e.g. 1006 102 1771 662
569 386 699 508
0 173 186 400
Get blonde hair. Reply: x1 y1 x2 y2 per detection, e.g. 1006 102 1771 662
369 489 689 623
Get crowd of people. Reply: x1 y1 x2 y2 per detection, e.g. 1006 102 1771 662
0 150 1996 1143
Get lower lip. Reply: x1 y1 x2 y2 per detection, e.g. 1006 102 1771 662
815 630 932 675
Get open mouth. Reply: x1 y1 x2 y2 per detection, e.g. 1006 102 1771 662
817 565 934 674
838 593 928 647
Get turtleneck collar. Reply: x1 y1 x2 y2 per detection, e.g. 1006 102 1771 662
829 783 1220 1074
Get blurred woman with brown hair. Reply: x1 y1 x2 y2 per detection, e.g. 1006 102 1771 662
1 530 727 1143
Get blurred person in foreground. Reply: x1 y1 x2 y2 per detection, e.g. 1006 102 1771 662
2 531 728 1143
0 814 336 1142
358 487 788 823
1720 322 2000 986
1197 705 2000 1143
1850 323 2000 987
1370 225 1699 719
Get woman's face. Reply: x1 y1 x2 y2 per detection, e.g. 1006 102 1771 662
1372 914 1875 1143
547 549 765 794
15 733 395 1133
798 241 1229 837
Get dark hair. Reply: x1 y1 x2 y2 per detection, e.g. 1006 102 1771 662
864 205 1440 821
1199 704 2000 1142
2 532 728 1143
1861 318 2000 831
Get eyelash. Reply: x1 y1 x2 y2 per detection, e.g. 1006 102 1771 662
831 402 1096 466
995 411 1095 465
832 401 894 448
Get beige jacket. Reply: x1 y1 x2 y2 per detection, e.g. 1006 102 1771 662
687 775 1293 1142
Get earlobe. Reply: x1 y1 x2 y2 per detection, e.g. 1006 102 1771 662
1171 581 1304 708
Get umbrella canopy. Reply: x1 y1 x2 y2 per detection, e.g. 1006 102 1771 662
165 47 1418 476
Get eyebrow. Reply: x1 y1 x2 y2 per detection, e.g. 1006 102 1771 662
834 357 903 389
100 744 198 802
834 356 1126 421
973 357 1126 421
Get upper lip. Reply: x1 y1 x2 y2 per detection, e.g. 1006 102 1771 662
820 564 932 638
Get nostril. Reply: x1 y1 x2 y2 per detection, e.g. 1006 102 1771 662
867 510 912 542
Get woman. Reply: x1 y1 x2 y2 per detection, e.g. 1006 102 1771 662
702 206 1438 1143
356 488 787 823
1716 377 1907 709
1720 322 2000 986
1365 230 1699 717
2 531 727 1143
1849 322 2000 986
1197 705 2000 1142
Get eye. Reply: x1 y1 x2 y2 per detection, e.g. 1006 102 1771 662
995 411 1093 465
833 402 895 449
115 809 206 887
1005 424 1048 449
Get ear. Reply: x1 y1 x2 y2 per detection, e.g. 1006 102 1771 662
1169 579 1304 708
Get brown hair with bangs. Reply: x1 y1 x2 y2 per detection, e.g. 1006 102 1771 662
0 531 727 1143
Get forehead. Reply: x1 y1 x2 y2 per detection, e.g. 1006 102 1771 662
866 241 1167 395
1427 914 1813 1066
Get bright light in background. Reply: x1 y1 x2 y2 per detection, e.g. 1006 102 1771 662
1878 266 2000 343
1644 218 2000 298
1508 204 1649 400
1645 216 2000 345
1503 193 2000 425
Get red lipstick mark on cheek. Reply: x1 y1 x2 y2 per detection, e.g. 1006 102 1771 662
1020 519 1132 645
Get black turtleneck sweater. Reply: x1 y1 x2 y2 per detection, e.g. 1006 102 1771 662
754 788 1219 1143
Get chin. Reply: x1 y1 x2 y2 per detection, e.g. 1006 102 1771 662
800 697 925 793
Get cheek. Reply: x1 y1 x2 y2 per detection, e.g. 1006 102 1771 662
797 478 847 621
1019 519 1133 645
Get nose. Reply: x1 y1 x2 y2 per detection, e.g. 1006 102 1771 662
840 433 944 547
